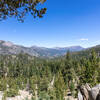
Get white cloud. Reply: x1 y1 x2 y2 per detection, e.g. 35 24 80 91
80 38 89 41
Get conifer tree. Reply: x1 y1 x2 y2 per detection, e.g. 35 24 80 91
63 51 74 88
54 71 66 100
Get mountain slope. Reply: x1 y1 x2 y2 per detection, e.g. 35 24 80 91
30 46 84 57
0 40 84 57
0 40 39 56
72 45 100 58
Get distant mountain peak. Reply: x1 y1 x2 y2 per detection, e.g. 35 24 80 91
0 40 5 43
0 40 84 57
2 41 14 47
53 46 83 50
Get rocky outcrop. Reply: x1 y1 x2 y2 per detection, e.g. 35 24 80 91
78 84 100 100
0 90 32 100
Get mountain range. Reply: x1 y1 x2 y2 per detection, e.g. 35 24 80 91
0 40 85 57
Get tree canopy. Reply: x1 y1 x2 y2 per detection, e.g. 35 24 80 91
0 0 47 22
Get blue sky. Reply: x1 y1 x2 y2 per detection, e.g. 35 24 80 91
0 0 100 48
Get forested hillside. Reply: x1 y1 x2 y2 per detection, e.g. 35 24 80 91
0 48 100 100
0 0 99 100
72 45 100 58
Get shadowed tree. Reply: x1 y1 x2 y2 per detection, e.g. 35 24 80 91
0 0 47 22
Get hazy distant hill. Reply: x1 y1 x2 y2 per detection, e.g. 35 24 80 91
0 40 84 57
0 40 39 56
72 45 100 58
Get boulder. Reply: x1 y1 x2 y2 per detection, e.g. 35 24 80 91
78 91 83 100
78 84 100 100
96 90 100 100
88 84 100 100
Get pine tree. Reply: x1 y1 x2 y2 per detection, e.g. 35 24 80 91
63 51 74 88
54 72 66 100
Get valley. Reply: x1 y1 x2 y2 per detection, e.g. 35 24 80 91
0 42 99 100
0 40 84 58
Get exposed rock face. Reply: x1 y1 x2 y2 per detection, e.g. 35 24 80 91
78 91 83 100
89 84 100 100
2 41 14 47
0 90 32 100
0 91 3 100
96 90 100 100
80 85 89 100
65 96 77 100
78 84 100 100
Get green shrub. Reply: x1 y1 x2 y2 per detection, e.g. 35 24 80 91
39 91 50 100
69 82 75 96
6 88 19 97
6 78 19 97
0 79 7 91
16 77 26 90
2 90 7 100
